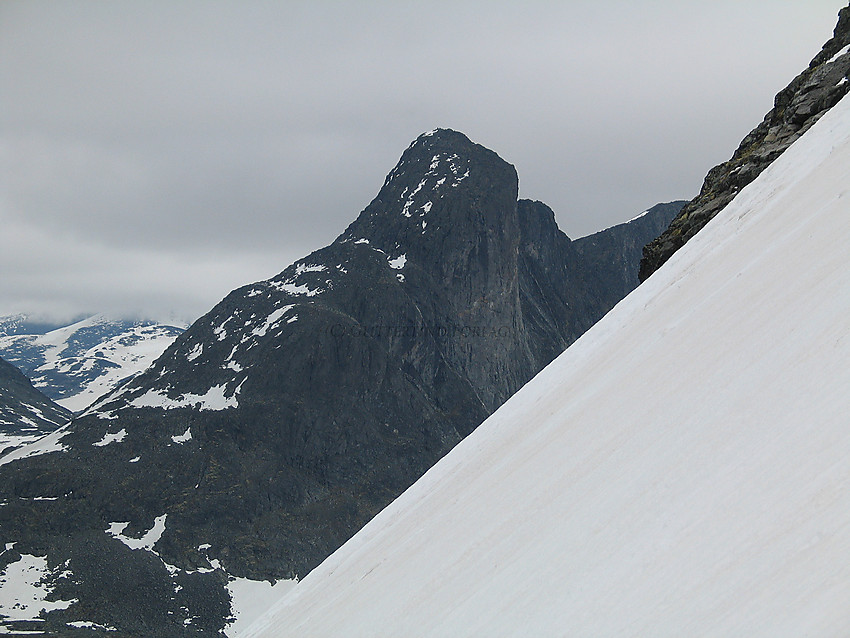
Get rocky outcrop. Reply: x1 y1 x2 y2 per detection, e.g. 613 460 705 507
0 130 679 635
640 4 850 281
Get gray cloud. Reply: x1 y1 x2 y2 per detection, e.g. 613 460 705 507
1 0 846 323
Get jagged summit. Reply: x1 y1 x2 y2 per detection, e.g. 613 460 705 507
338 127 517 259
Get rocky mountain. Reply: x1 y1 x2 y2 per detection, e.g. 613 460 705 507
244 84 850 638
0 315 185 412
0 129 679 635
640 3 850 280
0 357 71 457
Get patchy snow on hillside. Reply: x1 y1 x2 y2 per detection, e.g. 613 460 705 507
106 515 167 552
0 315 185 412
243 94 850 637
0 424 71 467
129 382 242 412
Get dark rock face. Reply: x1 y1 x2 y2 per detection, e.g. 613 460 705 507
0 356 71 456
640 4 850 281
0 129 679 635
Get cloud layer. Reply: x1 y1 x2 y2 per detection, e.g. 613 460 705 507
1 0 845 323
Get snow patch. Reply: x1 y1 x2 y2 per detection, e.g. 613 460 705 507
295 263 327 275
92 428 127 447
252 306 294 338
270 282 321 297
186 343 203 362
130 383 239 411
0 555 76 622
388 255 407 270
66 621 117 631
826 43 850 65
627 209 650 223
172 427 192 444
107 514 167 551
0 425 71 467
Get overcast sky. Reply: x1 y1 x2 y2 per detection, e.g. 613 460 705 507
1 1 846 325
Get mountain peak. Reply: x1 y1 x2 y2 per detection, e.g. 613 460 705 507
337 129 518 263
411 127 473 145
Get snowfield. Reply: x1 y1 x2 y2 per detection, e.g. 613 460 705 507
243 94 850 637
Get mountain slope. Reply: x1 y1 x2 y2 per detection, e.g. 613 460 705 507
0 130 678 635
0 357 71 456
0 315 185 412
639 3 850 280
245 91 850 638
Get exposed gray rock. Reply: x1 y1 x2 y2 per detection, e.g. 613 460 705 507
640 4 850 281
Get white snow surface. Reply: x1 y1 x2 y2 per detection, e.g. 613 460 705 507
171 427 192 444
244 95 850 637
92 428 127 447
387 254 407 270
106 514 167 551
0 554 76 622
826 42 850 65
251 306 294 338
225 578 297 637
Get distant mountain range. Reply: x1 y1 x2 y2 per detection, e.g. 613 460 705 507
0 128 680 635
0 315 185 412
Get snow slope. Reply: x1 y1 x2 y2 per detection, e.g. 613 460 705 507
244 94 850 637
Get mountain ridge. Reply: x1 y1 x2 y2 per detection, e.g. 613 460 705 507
640 3 850 280
0 356 71 457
